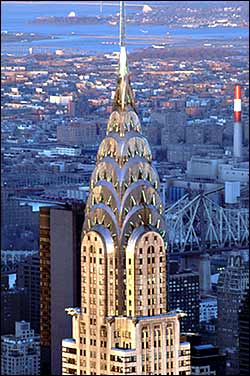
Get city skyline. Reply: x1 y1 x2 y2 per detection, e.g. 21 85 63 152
1 1 249 375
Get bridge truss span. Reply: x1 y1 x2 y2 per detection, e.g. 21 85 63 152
165 192 249 253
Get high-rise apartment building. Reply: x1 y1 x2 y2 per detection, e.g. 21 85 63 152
40 203 85 375
1 287 28 335
238 288 249 375
147 110 186 147
168 270 200 333
217 252 249 375
16 253 40 334
62 2 191 375
1 321 40 375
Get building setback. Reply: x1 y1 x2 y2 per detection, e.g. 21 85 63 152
40 203 85 375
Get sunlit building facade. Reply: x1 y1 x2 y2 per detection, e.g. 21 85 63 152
62 2 191 375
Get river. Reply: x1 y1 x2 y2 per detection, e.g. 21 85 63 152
1 1 248 54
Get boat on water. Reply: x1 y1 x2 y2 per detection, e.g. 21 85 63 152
101 41 117 45
152 44 165 49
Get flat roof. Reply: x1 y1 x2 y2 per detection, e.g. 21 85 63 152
194 344 214 350
62 338 76 344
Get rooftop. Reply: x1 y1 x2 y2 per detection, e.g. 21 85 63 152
194 344 215 350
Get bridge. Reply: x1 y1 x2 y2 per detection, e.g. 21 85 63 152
165 188 249 253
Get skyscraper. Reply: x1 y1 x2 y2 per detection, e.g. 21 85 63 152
239 288 249 375
40 203 85 375
168 270 200 333
62 2 191 375
16 253 40 334
217 252 249 375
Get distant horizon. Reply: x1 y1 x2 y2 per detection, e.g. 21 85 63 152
1 0 239 6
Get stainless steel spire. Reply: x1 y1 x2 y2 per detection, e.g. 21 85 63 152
119 0 127 78
61 3 185 373
120 0 125 47
113 1 136 112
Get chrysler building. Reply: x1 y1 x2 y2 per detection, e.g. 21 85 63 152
62 2 190 375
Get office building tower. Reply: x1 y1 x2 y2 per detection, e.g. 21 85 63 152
217 252 249 375
239 288 249 375
1 321 40 375
169 270 200 333
16 253 40 334
40 203 85 375
1 287 28 335
62 2 191 375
